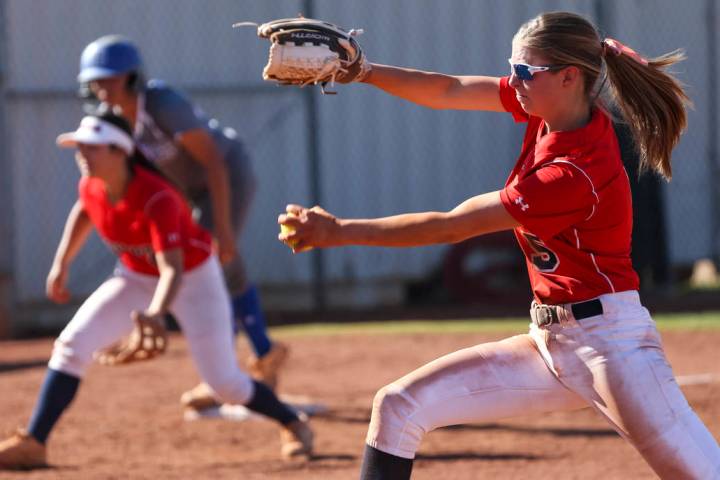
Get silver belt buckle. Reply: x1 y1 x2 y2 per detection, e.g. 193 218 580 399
556 303 574 327
534 304 556 328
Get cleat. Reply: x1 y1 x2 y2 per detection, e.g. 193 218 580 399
247 341 289 391
0 428 47 470
280 414 313 459
180 382 221 411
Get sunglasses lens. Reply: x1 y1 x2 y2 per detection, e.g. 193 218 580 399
513 64 533 81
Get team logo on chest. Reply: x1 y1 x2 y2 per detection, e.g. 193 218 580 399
107 241 156 265
514 196 530 211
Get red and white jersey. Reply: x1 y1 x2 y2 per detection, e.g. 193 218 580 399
497 76 639 304
79 166 213 276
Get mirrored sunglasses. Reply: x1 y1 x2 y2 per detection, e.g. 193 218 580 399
508 59 568 81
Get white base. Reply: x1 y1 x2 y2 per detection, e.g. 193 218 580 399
184 394 328 422
675 373 719 386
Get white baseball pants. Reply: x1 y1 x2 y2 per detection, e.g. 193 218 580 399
48 256 255 405
366 291 720 479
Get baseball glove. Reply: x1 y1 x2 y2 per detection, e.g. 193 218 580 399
234 17 371 94
95 312 168 366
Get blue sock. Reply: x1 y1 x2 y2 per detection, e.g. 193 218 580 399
27 369 80 444
232 285 272 357
244 380 298 425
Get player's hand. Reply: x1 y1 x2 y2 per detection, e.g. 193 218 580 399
278 204 340 253
95 310 168 366
215 227 237 265
46 263 71 304
132 309 164 328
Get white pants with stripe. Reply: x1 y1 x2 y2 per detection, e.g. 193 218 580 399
48 256 254 405
366 291 720 479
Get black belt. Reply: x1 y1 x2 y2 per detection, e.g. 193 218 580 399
532 299 604 327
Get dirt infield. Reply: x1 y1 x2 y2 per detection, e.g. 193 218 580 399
0 326 718 479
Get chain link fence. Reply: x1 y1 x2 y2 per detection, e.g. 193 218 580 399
0 0 717 333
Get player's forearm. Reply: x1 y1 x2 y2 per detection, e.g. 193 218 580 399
332 191 517 248
363 64 504 111
362 64 459 109
178 129 234 237
146 249 184 316
53 201 93 268
206 159 234 237
335 212 467 247
145 265 182 317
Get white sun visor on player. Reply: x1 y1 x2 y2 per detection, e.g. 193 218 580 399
56 116 134 155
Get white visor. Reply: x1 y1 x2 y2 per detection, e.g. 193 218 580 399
56 116 134 155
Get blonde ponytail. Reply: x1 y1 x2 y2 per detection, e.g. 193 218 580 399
604 48 690 179
515 12 691 180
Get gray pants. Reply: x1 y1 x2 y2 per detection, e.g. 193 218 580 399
193 141 257 296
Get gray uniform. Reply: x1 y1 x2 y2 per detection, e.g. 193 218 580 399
134 80 255 294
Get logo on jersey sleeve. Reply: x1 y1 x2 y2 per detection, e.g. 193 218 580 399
514 196 530 212
167 232 180 243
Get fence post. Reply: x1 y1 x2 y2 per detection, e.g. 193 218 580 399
707 0 719 264
302 0 327 311
0 0 14 338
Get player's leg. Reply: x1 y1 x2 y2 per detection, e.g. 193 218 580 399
224 146 288 384
180 149 286 410
172 256 312 458
0 270 150 469
360 333 588 479
192 145 286 387
541 291 720 479
211 252 288 392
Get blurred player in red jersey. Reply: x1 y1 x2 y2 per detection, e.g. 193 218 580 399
78 35 290 402
278 11 720 480
0 107 312 470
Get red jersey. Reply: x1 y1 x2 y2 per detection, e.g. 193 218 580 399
497 76 639 304
79 166 213 275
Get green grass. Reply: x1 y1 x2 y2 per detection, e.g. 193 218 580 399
654 312 720 330
271 311 720 337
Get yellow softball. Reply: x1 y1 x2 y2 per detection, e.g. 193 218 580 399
280 213 312 252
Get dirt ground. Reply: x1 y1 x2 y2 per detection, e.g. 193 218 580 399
0 327 718 480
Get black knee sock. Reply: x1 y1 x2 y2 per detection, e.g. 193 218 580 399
244 380 298 425
359 445 414 480
27 369 81 444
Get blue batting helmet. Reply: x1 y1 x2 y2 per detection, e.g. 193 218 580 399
78 35 142 83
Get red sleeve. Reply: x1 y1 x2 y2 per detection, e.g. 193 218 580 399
78 177 102 214
500 161 597 239
78 180 88 211
498 76 529 123
145 192 184 252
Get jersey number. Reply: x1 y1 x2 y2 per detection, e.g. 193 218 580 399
521 232 559 272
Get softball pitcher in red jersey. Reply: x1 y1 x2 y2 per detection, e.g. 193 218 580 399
278 11 720 480
0 107 312 470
